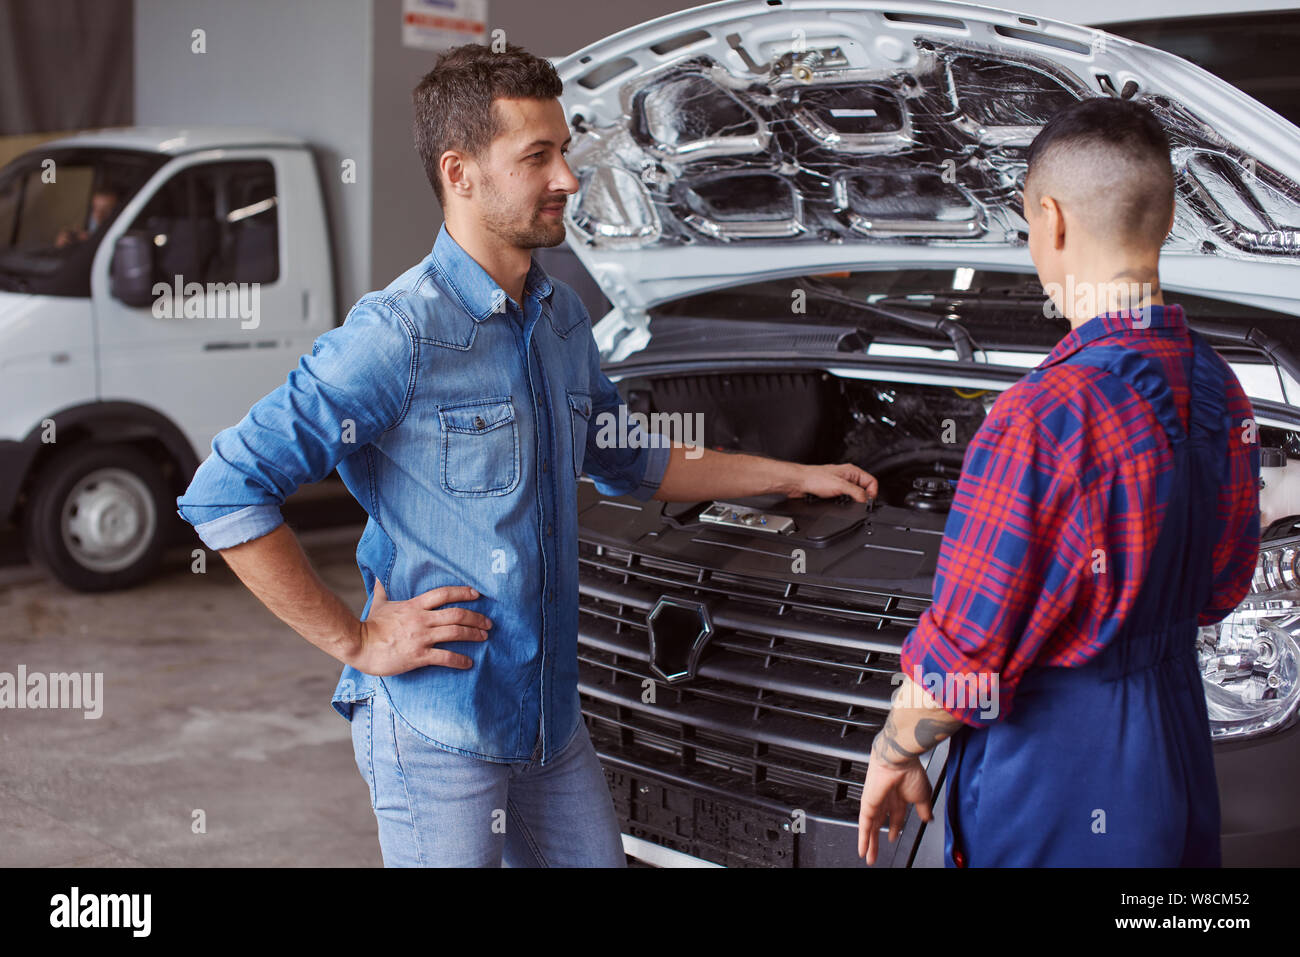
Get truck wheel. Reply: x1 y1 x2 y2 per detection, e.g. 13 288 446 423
22 444 169 592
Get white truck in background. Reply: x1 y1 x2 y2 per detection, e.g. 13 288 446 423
0 127 336 590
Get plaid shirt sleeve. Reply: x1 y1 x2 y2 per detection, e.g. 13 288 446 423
1198 370 1261 625
899 390 1090 727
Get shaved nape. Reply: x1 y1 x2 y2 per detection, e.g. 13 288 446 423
1026 137 1174 252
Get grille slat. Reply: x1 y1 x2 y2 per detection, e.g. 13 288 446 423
585 711 869 799
581 667 877 765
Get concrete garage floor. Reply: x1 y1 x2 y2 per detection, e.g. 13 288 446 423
0 518 383 867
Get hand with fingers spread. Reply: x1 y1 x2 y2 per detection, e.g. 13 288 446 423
349 579 493 676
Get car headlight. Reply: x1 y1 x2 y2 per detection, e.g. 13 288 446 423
1198 536 1300 740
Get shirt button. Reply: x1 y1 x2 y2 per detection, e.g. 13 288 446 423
541 460 548 473
473 415 485 430
546 523 553 536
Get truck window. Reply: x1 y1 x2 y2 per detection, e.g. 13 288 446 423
126 159 280 290
16 165 95 249
0 147 164 297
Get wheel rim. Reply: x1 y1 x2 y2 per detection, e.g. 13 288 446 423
60 467 157 573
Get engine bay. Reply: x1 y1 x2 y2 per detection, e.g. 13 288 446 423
615 368 990 513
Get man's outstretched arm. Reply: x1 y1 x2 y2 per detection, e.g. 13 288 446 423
576 313 877 505
651 443 878 503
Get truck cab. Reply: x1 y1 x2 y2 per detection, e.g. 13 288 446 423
0 127 335 590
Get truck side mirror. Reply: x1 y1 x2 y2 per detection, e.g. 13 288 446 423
110 232 156 308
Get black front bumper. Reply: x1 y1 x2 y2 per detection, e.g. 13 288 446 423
588 710 1300 867
585 715 949 868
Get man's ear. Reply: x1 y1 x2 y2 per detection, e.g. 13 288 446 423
440 149 472 198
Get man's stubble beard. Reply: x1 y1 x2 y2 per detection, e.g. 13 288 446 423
479 171 567 250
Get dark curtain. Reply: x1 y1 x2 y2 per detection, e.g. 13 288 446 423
0 0 134 135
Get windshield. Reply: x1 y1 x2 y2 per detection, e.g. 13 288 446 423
0 147 167 296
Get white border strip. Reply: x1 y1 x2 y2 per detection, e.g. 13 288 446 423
621 833 724 868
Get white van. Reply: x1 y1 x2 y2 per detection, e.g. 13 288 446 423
0 128 334 590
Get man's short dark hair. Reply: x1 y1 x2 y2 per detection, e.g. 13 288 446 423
412 42 564 205
1025 96 1176 250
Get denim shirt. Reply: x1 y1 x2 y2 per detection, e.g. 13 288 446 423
176 223 672 764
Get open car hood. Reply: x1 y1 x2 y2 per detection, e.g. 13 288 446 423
554 0 1300 324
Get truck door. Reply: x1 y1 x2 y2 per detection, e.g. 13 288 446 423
92 152 304 458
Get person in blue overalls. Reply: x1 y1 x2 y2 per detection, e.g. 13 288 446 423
858 97 1261 866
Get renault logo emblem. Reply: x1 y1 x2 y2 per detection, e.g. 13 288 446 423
646 597 714 684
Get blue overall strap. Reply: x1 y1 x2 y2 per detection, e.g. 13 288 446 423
1041 327 1229 443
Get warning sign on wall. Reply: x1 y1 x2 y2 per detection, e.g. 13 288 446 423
402 0 488 51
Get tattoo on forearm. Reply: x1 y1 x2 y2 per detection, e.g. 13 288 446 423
914 716 962 751
873 714 915 764
872 705 965 766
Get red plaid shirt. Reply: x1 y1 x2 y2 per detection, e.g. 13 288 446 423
899 303 1260 727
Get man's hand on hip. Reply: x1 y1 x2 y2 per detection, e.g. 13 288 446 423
350 579 492 676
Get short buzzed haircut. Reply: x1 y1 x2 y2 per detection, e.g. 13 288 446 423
412 42 563 205
1024 97 1175 251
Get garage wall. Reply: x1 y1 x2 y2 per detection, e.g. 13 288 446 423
0 0 134 137
134 0 373 321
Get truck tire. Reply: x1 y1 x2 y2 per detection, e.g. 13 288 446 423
21 443 169 592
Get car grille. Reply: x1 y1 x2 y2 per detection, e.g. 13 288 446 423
577 539 931 817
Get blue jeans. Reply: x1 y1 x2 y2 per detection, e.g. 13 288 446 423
349 685 626 867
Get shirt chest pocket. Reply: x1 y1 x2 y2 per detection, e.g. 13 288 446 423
437 396 520 496
566 390 592 479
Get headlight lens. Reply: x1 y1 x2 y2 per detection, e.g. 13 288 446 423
1198 537 1300 740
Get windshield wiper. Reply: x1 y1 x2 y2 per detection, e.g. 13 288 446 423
798 278 980 362
1188 318 1300 390
873 285 1053 309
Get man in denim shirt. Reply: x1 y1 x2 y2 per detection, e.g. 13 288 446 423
177 43 877 867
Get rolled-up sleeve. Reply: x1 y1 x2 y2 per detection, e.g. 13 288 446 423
580 322 672 502
900 406 1089 727
176 297 414 550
